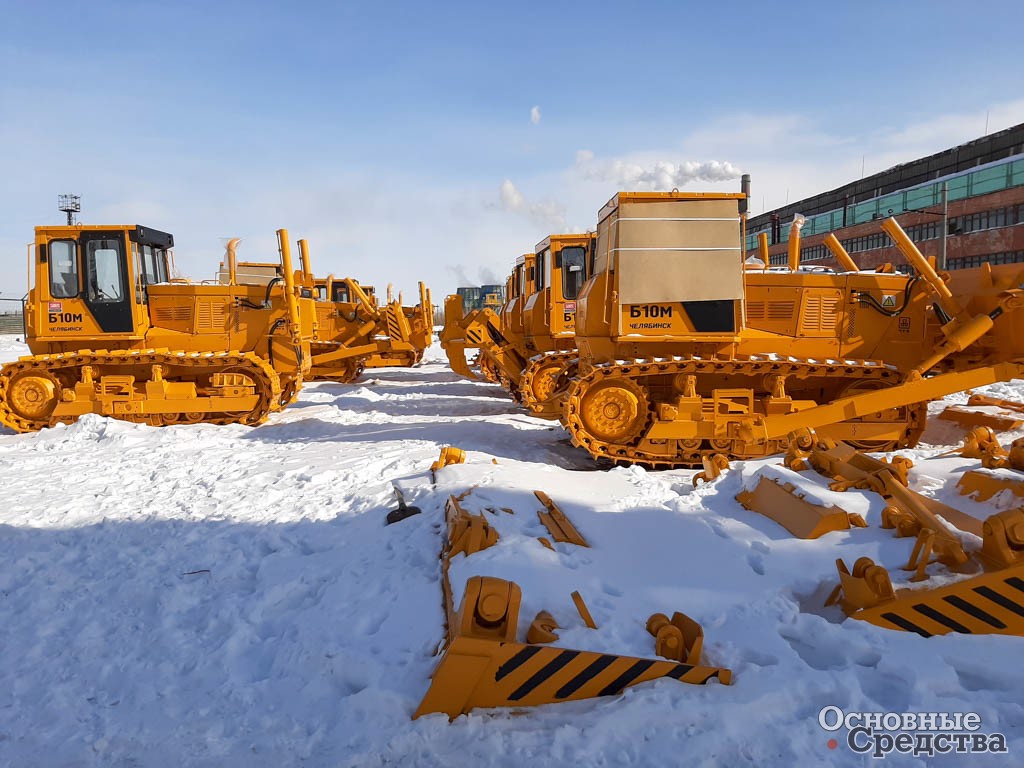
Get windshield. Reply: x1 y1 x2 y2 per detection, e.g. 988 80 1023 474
86 239 125 302
561 246 587 300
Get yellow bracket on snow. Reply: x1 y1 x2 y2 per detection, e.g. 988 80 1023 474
736 474 867 539
535 491 589 547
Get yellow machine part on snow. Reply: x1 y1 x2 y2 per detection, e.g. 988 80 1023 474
0 224 314 432
559 189 1024 467
413 493 731 719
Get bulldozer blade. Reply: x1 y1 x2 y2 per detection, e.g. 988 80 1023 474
939 405 1024 432
958 469 1024 502
413 634 731 719
416 574 731 719
735 474 865 539
440 295 479 380
840 559 1024 638
444 341 478 380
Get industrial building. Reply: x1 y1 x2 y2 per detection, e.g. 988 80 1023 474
746 123 1024 272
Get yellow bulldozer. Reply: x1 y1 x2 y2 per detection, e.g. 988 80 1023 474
0 223 314 432
224 237 433 382
446 253 534 387
441 234 593 417
361 282 434 369
307 273 433 381
559 189 1024 467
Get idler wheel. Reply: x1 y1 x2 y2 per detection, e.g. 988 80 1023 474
579 379 649 443
7 371 60 422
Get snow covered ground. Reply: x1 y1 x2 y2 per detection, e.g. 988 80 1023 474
1 333 1022 767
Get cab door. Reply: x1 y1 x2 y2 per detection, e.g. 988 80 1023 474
80 231 135 333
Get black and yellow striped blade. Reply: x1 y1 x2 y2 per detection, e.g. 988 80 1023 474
414 636 731 719
854 564 1024 637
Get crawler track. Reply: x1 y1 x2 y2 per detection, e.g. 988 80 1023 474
562 356 927 468
0 349 281 432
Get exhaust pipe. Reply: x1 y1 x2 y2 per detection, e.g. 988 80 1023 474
225 237 241 285
787 214 806 271
276 229 304 347
757 232 770 269
298 238 313 284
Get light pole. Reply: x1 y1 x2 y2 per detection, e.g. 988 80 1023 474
940 182 949 271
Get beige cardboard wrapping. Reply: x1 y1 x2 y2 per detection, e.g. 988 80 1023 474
612 198 743 304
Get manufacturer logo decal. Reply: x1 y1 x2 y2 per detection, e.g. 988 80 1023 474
48 301 62 312
564 302 577 312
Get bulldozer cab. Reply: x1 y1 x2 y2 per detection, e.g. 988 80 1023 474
580 193 746 345
481 284 504 308
323 277 376 311
501 254 535 338
524 233 595 344
30 224 174 341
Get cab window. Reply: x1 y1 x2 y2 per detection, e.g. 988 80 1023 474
134 244 169 303
536 250 548 290
85 239 125 302
561 246 587 300
140 244 169 285
49 240 79 298
333 285 351 303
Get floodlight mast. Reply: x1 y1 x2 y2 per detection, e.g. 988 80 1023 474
58 194 81 225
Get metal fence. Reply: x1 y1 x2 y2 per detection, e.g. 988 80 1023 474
0 298 25 336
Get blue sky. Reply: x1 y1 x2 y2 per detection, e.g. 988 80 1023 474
2 0 1023 300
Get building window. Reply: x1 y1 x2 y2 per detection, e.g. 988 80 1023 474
949 251 1024 270
800 244 828 262
840 232 894 254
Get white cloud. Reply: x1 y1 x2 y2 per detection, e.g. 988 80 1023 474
496 179 566 231
530 106 541 125
574 151 741 190
499 179 524 210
